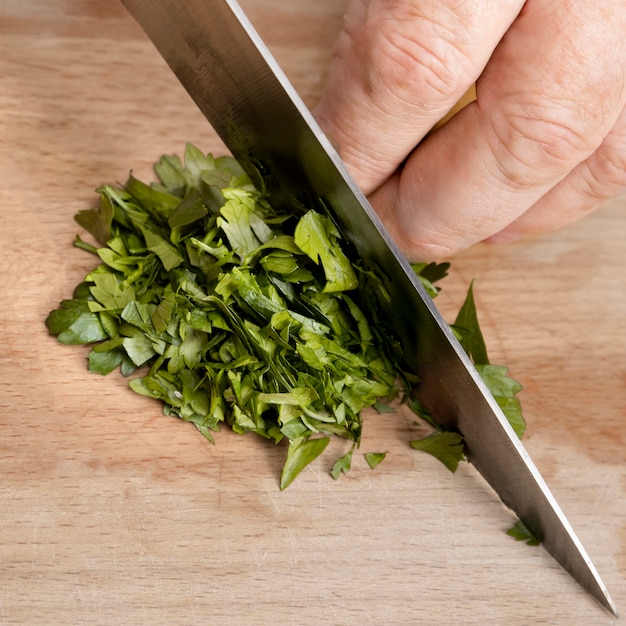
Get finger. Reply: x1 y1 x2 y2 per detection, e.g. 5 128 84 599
315 0 523 194
370 0 626 260
486 106 626 243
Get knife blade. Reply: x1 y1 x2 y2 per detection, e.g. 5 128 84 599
122 0 616 614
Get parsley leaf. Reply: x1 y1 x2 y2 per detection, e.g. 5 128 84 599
280 437 330 490
410 431 466 473
506 519 541 546
364 451 387 469
475 364 526 438
452 280 489 365
331 448 354 480
294 210 358 293
45 300 108 345
74 191 114 244
452 279 526 437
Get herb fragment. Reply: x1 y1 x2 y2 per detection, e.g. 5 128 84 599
410 431 466 473
280 436 331 489
453 283 526 439
331 448 354 480
452 281 489 365
364 451 387 469
506 520 541 546
294 210 358 292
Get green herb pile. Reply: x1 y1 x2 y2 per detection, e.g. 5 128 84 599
46 144 525 489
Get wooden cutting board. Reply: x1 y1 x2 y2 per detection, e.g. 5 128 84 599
1 2 624 624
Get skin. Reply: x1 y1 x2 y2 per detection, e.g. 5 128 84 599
315 0 626 260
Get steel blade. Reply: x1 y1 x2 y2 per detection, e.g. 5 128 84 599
122 0 616 614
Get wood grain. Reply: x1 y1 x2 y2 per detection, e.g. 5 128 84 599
1 2 624 624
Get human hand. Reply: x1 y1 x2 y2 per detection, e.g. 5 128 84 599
315 0 626 260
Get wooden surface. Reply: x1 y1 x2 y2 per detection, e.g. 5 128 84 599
1 2 624 624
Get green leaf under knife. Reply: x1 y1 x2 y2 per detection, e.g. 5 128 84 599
506 519 541 546
410 431 466 473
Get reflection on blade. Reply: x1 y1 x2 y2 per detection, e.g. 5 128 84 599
121 0 616 615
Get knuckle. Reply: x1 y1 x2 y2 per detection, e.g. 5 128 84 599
522 105 601 160
586 142 626 192
393 225 458 262
394 210 471 261
490 101 607 189
364 2 475 106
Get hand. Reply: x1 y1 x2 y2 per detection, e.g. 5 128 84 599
315 0 626 260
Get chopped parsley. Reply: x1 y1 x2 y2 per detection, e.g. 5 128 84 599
46 144 526 496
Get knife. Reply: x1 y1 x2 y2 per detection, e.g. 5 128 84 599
121 0 616 615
